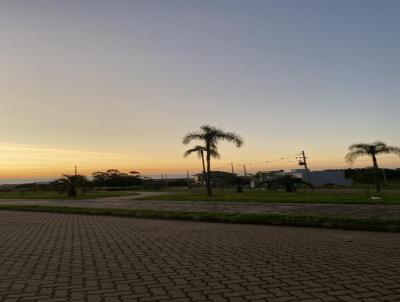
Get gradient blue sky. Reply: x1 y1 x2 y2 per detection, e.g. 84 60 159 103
1 0 399 178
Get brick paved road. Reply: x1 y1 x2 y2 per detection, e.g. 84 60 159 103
1 211 400 302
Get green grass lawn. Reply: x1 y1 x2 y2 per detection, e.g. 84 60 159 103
0 204 399 232
138 189 400 204
0 190 139 200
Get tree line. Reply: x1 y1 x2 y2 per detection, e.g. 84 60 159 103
52 169 162 196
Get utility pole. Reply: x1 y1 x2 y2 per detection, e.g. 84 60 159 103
382 169 388 184
301 151 309 171
243 164 247 176
186 170 191 189
231 163 235 175
75 165 77 176
297 151 310 182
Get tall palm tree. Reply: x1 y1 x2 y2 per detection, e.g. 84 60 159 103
184 145 220 187
183 125 243 196
345 141 400 192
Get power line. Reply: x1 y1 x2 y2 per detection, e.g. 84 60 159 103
261 154 299 164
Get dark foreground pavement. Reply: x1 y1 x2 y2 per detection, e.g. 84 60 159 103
0 211 399 302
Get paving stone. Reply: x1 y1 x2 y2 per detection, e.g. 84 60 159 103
0 210 399 302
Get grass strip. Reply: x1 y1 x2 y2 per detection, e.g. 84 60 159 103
0 204 399 232
137 191 400 205
0 191 139 200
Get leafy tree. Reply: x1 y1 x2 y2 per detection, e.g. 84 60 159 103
183 125 243 196
92 169 142 187
251 172 311 192
345 168 377 184
129 171 141 177
270 174 310 193
183 145 220 187
345 141 400 192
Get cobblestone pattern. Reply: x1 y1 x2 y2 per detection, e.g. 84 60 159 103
1 197 400 219
0 211 399 301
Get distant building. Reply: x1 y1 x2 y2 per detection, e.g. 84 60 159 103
252 169 352 188
290 169 353 187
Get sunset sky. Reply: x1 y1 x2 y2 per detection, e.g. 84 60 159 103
1 0 399 181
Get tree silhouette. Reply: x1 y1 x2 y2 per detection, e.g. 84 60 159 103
183 125 243 196
345 141 400 192
92 169 142 187
184 145 220 188
270 174 311 192
57 174 89 197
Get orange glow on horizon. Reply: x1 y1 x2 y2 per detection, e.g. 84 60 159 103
0 143 399 180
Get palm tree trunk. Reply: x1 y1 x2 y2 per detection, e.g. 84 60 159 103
372 154 381 192
200 150 206 188
206 145 212 196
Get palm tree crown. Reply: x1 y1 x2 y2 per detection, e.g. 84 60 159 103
345 141 400 163
183 125 243 149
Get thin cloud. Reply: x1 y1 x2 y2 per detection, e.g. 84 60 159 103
0 143 130 160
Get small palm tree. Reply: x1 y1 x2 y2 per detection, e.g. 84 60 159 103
57 174 88 197
183 125 243 196
345 141 400 192
184 145 220 187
